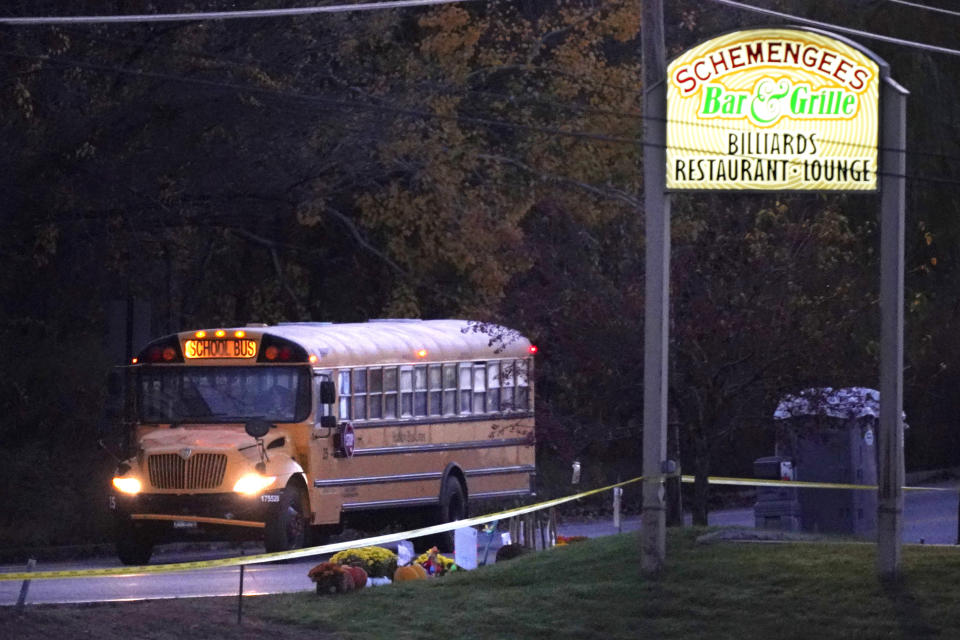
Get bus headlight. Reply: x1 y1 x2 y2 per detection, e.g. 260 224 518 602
233 473 277 496
112 476 142 495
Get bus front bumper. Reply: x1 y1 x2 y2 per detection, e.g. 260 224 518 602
110 491 282 539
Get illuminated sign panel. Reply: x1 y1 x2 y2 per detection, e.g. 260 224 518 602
666 29 879 191
184 339 258 359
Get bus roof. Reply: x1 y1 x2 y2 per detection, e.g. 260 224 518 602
176 319 532 367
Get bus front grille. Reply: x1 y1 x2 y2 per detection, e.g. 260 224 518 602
147 454 228 490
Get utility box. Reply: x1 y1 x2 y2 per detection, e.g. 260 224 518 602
772 387 890 538
753 456 800 531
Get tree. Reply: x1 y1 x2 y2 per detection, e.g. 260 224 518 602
670 196 874 523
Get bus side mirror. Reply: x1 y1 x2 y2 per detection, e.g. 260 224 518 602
319 380 336 405
320 415 337 431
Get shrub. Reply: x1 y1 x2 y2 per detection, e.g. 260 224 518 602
495 544 529 562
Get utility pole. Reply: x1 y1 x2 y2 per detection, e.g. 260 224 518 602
641 0 670 575
877 76 908 577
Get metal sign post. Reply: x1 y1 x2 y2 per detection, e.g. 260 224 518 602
640 0 669 576
651 25 907 577
877 76 908 577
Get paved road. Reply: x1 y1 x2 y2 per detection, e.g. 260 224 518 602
2 481 957 606
562 481 959 545
0 552 321 605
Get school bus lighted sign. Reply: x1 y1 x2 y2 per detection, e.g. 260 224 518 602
184 339 258 359
666 28 879 191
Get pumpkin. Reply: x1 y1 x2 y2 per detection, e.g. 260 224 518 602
343 564 368 589
394 563 428 582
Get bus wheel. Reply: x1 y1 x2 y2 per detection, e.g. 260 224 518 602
265 484 307 553
116 520 154 565
426 476 467 553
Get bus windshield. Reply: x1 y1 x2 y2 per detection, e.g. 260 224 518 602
137 366 311 424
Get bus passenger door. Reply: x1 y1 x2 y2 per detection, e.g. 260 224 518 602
309 374 341 525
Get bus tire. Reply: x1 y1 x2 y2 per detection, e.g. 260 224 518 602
424 476 467 553
116 520 154 565
265 484 307 553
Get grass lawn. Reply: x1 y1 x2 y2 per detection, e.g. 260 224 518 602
252 528 960 639
7 528 960 639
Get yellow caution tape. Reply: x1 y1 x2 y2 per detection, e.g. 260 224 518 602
682 475 958 492
0 476 645 582
0 473 953 582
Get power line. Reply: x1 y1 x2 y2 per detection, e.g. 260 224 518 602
6 49 960 189
62 26 649 114
886 0 960 19
708 0 960 58
0 0 476 25
17 2 960 167
50 15 960 167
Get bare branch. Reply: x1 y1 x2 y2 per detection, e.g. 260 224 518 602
324 205 410 277
229 227 305 314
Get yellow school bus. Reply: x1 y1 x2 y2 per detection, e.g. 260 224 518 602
108 319 536 564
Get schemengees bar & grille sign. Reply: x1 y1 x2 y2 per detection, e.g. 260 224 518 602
666 28 879 191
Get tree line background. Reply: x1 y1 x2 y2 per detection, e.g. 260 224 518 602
1 0 959 549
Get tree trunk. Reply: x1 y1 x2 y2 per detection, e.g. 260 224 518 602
665 420 683 527
691 437 710 526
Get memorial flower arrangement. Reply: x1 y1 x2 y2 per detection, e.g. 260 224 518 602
555 535 589 546
330 545 398 578
308 561 356 594
414 547 457 576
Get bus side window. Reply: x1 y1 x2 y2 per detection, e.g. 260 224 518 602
502 360 516 411
458 363 472 415
352 368 367 421
384 367 398 419
516 359 530 411
486 361 501 413
400 366 413 418
428 364 442 417
338 370 351 420
473 363 486 414
414 365 427 416
369 368 383 420
442 363 457 416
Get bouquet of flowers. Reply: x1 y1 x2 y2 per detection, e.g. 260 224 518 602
307 561 355 594
330 546 398 578
414 546 457 576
